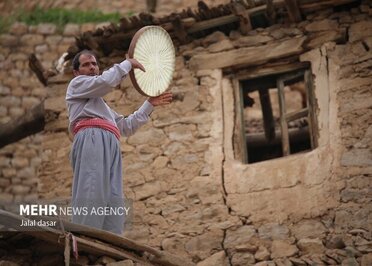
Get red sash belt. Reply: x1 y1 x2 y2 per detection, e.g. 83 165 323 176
73 118 120 140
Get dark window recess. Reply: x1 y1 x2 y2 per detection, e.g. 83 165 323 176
240 69 317 164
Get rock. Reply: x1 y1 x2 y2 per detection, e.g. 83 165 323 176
37 23 57 35
63 23 80 36
288 257 306 266
107 260 134 266
297 238 325 254
133 181 162 200
305 19 338 32
255 246 270 261
207 39 234 53
254 261 276 266
127 128 167 146
270 240 298 259
0 34 19 47
361 253 372 266
325 235 346 249
185 230 224 260
349 21 372 42
275 258 293 266
96 256 116 264
341 149 372 166
201 31 227 46
291 220 327 240
236 244 257 253
231 252 255 266
224 226 257 250
167 124 196 141
188 176 223 205
341 257 359 266
325 249 343 264
161 237 189 258
258 223 289 240
344 246 362 257
197 251 228 266
9 22 28 35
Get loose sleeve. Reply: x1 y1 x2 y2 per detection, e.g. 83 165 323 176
115 100 154 137
66 60 132 99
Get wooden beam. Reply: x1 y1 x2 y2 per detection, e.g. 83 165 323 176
0 210 195 266
266 0 277 25
277 78 290 156
235 61 309 80
284 0 302 22
0 102 45 149
286 108 308 122
304 69 318 149
246 127 310 147
259 88 276 141
232 2 252 35
189 36 306 70
299 0 358 13
171 15 189 44
29 54 57 86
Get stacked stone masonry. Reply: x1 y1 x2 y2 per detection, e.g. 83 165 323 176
0 1 371 266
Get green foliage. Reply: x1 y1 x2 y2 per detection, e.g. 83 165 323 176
0 6 131 33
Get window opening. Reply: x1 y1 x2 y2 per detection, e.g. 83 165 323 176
239 69 317 163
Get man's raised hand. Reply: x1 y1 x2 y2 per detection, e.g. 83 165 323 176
126 56 146 72
148 92 173 106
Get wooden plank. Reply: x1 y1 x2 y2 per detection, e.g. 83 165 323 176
0 102 46 149
284 0 302 22
234 79 248 163
304 69 318 149
285 108 308 122
75 236 150 263
259 88 276 141
300 0 358 13
235 61 309 80
0 210 194 266
246 127 310 147
277 78 290 156
189 36 306 70
187 14 239 33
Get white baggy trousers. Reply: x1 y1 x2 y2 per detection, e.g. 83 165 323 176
70 127 124 234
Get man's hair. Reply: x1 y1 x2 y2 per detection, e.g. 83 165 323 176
72 50 97 71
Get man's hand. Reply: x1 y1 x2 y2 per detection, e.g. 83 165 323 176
126 56 146 72
148 92 173 106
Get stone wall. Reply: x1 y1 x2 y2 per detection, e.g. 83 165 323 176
0 2 371 266
0 0 230 17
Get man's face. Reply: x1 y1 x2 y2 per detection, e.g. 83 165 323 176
73 54 99 77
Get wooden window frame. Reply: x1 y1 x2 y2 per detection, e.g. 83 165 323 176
233 63 318 164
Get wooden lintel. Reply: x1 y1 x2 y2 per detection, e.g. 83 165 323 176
235 61 309 80
189 36 306 71
284 0 302 22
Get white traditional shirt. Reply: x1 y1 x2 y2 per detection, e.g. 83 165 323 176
66 60 153 137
